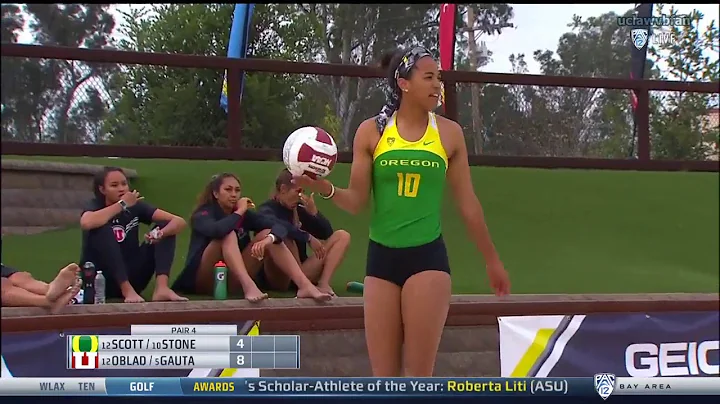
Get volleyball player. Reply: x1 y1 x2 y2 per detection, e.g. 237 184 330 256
293 46 511 376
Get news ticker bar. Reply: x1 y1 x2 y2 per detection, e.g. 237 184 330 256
0 377 718 396
67 335 300 352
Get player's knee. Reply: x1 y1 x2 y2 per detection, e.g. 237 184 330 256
221 231 237 244
8 271 33 286
333 229 351 245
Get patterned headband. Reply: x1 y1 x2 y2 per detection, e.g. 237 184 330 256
394 46 435 81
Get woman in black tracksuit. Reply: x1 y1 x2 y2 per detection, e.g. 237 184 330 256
171 173 331 302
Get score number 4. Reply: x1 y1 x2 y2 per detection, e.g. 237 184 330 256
397 173 421 198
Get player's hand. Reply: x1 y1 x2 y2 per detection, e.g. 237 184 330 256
486 257 510 296
292 175 332 197
120 190 143 207
299 192 318 216
144 228 163 244
234 197 254 215
309 236 326 260
251 236 272 260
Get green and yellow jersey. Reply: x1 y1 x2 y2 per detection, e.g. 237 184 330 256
369 112 448 248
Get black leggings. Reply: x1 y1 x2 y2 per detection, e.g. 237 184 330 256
84 222 176 299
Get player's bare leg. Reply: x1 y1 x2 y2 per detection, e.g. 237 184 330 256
364 276 404 376
400 270 451 376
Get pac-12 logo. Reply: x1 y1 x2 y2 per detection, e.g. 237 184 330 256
631 29 649 50
594 373 616 400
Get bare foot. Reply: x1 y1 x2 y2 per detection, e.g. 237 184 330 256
124 292 145 303
152 287 189 302
297 286 332 302
50 283 81 314
243 286 268 303
46 264 80 302
317 283 336 297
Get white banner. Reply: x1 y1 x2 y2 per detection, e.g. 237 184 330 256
498 312 719 378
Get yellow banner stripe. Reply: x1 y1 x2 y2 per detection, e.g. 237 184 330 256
510 328 554 377
219 321 261 378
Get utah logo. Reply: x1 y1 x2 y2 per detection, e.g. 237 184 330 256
387 137 395 146
112 225 126 243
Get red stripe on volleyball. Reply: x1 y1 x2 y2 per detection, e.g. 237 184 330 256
314 127 333 145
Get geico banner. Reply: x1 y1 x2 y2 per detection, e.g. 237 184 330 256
1 321 261 379
498 312 719 378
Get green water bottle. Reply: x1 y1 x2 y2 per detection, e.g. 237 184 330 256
214 261 228 300
346 281 364 295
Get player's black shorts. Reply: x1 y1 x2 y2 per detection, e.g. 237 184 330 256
1 264 20 278
366 235 451 287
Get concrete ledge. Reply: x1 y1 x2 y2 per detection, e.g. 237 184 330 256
1 159 137 178
2 293 717 333
3 294 716 377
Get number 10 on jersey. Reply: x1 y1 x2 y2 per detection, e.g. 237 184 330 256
397 173 421 198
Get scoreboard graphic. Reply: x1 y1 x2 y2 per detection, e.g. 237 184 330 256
64 325 300 371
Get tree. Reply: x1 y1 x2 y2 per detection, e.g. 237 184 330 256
648 5 719 160
1 4 116 144
297 5 441 149
480 9 661 158
106 4 327 149
459 4 515 154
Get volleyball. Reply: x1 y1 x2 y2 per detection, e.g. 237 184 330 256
282 126 338 179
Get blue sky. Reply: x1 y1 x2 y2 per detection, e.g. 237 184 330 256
15 3 720 76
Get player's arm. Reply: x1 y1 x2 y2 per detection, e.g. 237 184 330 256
79 201 123 230
446 121 501 264
313 119 374 215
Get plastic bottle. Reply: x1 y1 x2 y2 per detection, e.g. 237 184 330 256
94 271 106 304
214 261 228 300
346 281 364 295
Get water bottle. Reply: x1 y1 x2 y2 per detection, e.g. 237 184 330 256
214 261 228 300
346 281 364 295
94 271 106 304
81 262 97 304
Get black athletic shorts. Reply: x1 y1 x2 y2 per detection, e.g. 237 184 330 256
1 264 19 278
366 235 451 287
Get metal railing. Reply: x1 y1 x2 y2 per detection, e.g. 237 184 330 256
2 43 718 171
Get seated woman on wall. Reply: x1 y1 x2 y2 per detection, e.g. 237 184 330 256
171 173 332 302
257 169 351 296
79 166 188 303
1 262 81 312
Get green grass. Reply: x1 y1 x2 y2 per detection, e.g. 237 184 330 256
2 155 719 297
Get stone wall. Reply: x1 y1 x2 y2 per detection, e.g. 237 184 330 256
1 159 137 235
